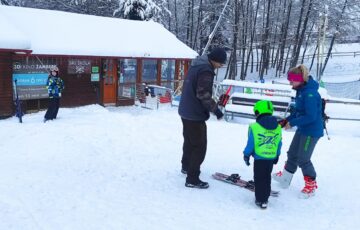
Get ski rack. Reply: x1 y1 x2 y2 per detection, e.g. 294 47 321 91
134 83 173 110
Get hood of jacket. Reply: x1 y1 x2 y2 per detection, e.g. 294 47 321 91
256 114 279 130
298 76 319 93
191 54 213 68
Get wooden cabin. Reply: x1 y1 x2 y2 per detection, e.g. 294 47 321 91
0 6 196 117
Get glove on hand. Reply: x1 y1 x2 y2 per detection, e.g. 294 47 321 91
214 108 224 120
243 156 250 166
278 119 288 128
218 94 230 107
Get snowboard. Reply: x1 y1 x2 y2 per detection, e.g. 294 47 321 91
212 172 280 197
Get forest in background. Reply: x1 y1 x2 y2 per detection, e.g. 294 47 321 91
1 0 359 80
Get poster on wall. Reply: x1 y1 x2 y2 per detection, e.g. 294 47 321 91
12 61 55 100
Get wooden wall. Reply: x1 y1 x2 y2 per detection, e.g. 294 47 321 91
9 56 99 112
0 54 192 118
0 52 13 117
50 57 99 107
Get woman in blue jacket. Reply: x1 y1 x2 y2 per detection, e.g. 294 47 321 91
273 64 323 198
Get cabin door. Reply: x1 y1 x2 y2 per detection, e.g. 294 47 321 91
102 59 118 105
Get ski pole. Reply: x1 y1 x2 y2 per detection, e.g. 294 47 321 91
324 126 330 140
328 117 360 122
221 85 232 106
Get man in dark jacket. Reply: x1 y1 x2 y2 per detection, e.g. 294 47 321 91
178 48 226 189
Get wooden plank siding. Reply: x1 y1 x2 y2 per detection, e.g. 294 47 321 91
0 52 14 117
57 57 99 107
0 54 192 117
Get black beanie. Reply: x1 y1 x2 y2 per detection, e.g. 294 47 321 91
208 48 227 64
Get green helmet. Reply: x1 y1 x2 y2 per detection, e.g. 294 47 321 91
253 100 274 115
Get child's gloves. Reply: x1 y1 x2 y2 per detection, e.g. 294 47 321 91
243 156 250 166
278 119 288 128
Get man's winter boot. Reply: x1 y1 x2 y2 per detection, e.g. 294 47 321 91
272 169 293 189
185 179 209 189
299 176 317 199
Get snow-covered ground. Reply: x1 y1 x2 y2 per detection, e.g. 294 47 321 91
1 103 360 230
1 4 359 229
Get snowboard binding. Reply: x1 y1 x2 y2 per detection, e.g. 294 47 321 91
226 174 240 183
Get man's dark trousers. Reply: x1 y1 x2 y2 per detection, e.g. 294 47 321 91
181 118 207 183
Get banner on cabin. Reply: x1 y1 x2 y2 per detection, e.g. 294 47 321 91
12 60 56 100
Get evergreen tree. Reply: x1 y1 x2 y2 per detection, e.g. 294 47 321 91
115 0 160 21
0 0 9 5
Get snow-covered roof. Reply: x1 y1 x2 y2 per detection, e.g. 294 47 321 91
0 12 31 51
0 5 198 59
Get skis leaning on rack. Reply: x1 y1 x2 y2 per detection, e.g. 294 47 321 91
13 79 23 123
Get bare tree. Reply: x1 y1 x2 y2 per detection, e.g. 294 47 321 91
321 0 348 75
3 0 360 79
259 0 272 79
289 0 313 68
276 0 293 76
227 0 240 80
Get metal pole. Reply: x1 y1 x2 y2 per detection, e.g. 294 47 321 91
316 13 322 81
319 10 328 81
202 0 231 55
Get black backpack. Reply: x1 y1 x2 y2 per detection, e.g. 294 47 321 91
321 99 330 129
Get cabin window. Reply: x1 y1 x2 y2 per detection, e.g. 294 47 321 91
118 59 137 99
142 60 157 83
119 59 137 83
161 59 175 89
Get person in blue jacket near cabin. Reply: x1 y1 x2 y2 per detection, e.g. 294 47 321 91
44 66 64 122
243 100 282 209
273 64 323 199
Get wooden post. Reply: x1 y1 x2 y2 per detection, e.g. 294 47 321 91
157 60 162 85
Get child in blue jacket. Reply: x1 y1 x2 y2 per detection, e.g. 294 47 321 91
44 66 64 122
243 100 282 209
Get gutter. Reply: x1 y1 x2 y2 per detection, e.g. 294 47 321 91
0 48 32 55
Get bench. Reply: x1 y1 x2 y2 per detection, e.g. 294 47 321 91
224 92 293 121
218 80 295 121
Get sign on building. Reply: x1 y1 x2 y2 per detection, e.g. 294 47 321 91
12 60 55 100
68 59 91 74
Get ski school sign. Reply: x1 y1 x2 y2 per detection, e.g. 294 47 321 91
12 61 55 100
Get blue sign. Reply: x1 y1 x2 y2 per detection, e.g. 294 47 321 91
12 73 49 86
91 73 100 82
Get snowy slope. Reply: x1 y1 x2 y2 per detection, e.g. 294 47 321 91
0 104 359 230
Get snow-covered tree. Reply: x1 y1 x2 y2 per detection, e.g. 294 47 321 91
114 0 160 21
2 0 360 79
